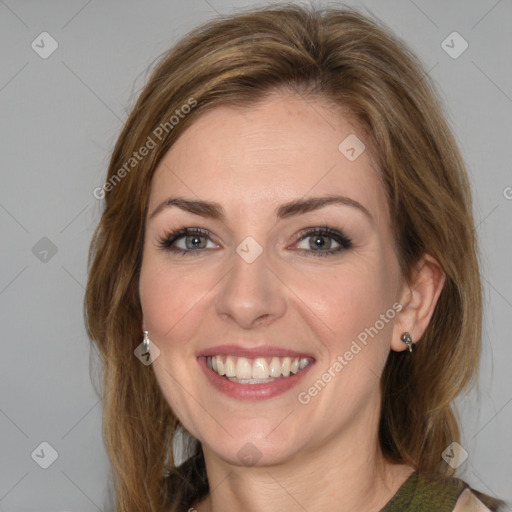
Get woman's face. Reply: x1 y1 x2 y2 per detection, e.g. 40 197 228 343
139 91 407 466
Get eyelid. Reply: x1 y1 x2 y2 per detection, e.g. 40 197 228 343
293 226 352 245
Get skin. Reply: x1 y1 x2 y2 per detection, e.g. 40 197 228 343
138 91 446 512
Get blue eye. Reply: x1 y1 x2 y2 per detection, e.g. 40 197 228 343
158 228 218 256
293 227 352 256
158 226 352 257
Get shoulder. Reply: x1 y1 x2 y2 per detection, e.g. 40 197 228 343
390 471 503 512
453 489 493 512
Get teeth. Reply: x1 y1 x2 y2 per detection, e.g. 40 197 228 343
269 357 282 377
235 357 252 379
225 356 236 377
228 377 277 384
299 358 309 370
206 355 313 380
282 357 291 377
215 355 225 375
252 358 269 379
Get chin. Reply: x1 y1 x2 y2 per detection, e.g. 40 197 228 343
201 432 304 468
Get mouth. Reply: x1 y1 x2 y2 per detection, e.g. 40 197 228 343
205 354 314 383
197 346 316 400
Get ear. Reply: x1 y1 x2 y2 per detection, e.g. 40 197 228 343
391 254 445 352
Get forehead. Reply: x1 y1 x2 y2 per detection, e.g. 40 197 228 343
149 92 387 225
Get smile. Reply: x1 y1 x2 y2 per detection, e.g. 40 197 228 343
206 355 314 383
198 349 316 400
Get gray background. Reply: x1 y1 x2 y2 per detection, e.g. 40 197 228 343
1 0 511 510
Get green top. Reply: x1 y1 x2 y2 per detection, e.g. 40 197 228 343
380 471 469 511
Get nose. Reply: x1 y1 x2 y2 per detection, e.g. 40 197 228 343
215 244 287 329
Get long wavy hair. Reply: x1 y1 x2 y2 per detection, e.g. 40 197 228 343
84 4 501 511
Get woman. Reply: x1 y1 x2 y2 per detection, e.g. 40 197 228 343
84 4 506 511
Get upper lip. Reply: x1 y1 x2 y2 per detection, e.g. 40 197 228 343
197 344 315 360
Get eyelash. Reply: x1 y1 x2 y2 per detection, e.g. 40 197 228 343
157 226 353 258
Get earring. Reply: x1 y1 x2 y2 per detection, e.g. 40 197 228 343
143 330 150 353
400 332 414 353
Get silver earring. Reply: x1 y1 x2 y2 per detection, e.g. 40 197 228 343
143 330 150 353
400 332 414 353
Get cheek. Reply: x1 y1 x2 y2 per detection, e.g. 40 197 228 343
297 261 398 399
138 255 212 348
290 263 396 421
138 255 213 425
314 265 392 339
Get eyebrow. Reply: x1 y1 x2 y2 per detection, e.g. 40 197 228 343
149 194 373 223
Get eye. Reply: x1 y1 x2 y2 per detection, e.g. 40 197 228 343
158 227 219 256
292 227 352 257
157 226 352 258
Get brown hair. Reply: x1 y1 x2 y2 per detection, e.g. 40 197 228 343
84 4 502 511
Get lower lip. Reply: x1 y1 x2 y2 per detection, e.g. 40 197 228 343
197 356 315 401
